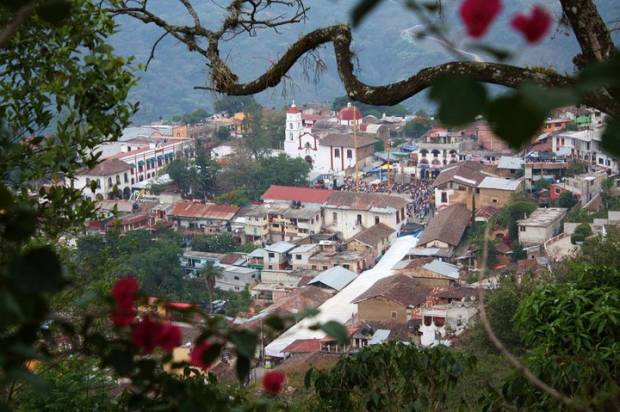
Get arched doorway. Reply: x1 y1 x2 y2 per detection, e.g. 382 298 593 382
123 187 131 200
304 155 313 168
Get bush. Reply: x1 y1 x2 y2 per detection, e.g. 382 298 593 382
571 223 592 244
558 191 577 208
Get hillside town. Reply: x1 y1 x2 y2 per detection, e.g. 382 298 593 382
57 99 620 374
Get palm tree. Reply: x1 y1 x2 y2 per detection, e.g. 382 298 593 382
200 261 223 312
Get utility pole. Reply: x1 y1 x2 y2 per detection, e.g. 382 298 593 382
353 104 360 192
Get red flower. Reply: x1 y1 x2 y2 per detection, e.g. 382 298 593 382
110 277 139 326
262 371 285 395
112 276 139 309
158 323 182 352
132 316 164 354
190 341 215 370
111 307 135 327
460 0 502 38
511 5 551 44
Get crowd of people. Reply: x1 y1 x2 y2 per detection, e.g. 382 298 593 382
339 175 433 220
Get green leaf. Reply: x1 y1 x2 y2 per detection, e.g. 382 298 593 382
228 329 257 359
3 206 37 242
519 83 579 112
104 349 134 376
486 93 546 149
429 76 487 127
601 117 620 158
235 352 251 383
37 0 72 25
320 321 349 345
351 0 383 27
577 54 620 92
264 315 286 331
11 246 65 293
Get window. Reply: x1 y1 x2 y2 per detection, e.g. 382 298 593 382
234 276 239 280
268 252 275 258
343 264 350 269
289 123 293 129
391 311 397 320
131 178 134 184
296 254 302 260
108 177 112 186
124 173 128 183
323 266 328 270
492 198 498 203
268 265 273 269
346 149 353 159
375 216 380 225
85 178 91 186
441 191 448 203
520 226 526 232
311 265 317 270
334 148 340 158
116 175 121 185
356 214 362 225
332 212 338 223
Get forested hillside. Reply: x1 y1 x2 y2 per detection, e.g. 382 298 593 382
112 0 616 123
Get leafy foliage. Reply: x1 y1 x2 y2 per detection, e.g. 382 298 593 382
570 223 592 244
558 190 577 208
306 343 475 412
214 96 259 116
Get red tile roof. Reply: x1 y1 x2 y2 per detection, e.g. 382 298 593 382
338 105 362 121
169 202 240 220
261 185 334 204
287 104 301 114
78 159 132 176
282 339 322 354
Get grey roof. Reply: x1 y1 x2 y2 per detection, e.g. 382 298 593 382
422 259 460 279
265 241 297 254
290 244 319 254
478 177 522 191
517 208 567 227
497 156 524 170
248 248 265 258
308 266 357 291
368 329 391 345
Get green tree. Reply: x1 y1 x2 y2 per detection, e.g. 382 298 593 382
570 223 593 244
200 261 223 311
215 189 250 206
495 200 537 241
13 356 114 412
403 119 432 138
214 95 259 115
306 343 474 412
566 161 587 177
558 191 577 208
510 241 527 262
192 233 237 253
172 108 210 124
215 126 232 141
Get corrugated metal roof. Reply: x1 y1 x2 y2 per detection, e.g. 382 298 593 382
478 177 522 191
261 185 334 204
368 329 391 345
264 241 296 254
497 156 524 170
422 259 460 279
308 266 358 291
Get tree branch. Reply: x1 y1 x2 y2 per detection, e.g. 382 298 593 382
115 0 620 115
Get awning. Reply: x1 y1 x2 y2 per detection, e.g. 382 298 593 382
138 160 145 166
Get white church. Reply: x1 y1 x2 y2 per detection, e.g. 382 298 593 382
283 103 376 176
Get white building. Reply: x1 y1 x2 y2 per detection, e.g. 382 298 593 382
283 103 376 175
518 207 567 246
323 192 408 239
552 128 618 172
419 302 478 347
73 159 133 200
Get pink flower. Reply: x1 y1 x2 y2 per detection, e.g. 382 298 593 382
460 0 502 38
132 316 164 354
190 341 215 370
158 323 182 352
262 371 285 395
511 5 552 44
